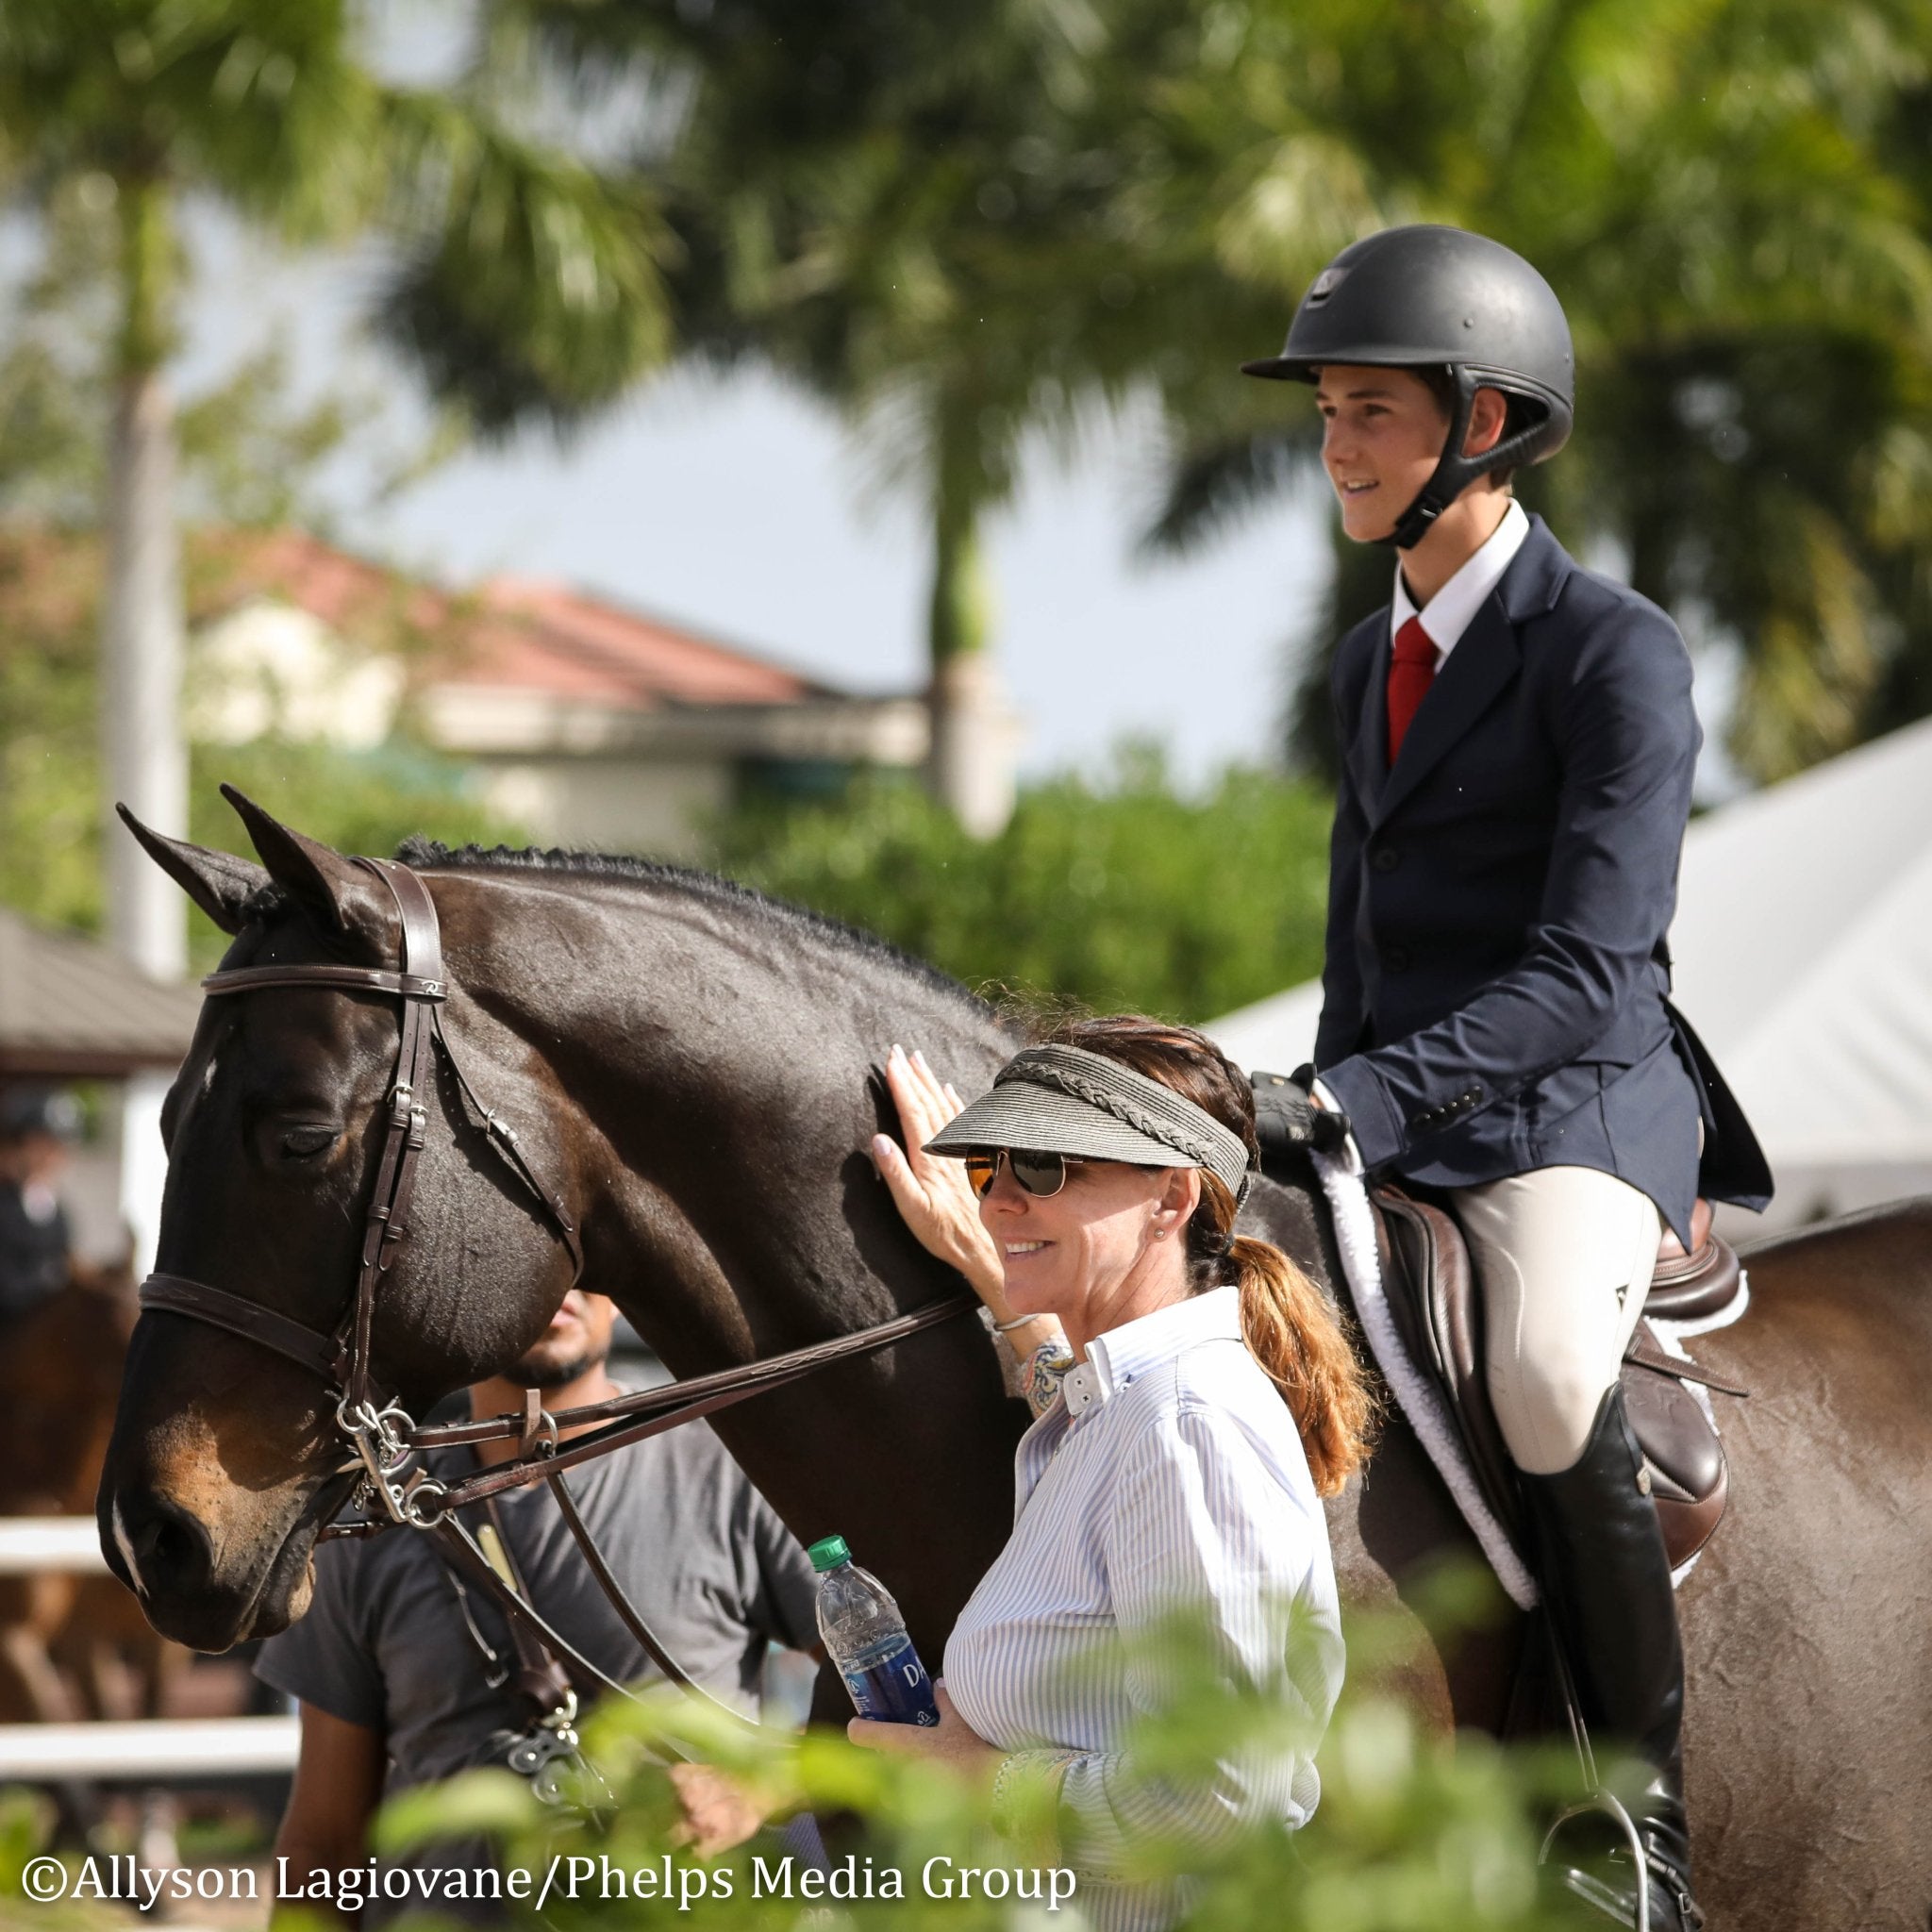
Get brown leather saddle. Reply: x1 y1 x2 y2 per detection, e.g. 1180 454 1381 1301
1370 1184 1747 1576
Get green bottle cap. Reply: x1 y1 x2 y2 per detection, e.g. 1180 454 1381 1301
807 1534 851 1573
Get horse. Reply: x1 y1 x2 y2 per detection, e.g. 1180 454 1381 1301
97 792 1932 1930
0 1261 190 1727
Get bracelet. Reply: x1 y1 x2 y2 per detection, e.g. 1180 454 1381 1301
994 1313 1046 1333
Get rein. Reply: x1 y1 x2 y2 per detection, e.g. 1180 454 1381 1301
136 857 974 1674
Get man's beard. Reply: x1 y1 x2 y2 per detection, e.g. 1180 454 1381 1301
503 1348 603 1391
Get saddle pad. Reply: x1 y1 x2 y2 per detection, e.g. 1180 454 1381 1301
1311 1149 1541 1610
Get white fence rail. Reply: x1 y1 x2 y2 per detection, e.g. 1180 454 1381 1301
0 1516 109 1576
0 1718 298 1779
0 1517 297 1782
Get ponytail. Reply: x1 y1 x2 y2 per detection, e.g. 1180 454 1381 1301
1196 1174 1376 1498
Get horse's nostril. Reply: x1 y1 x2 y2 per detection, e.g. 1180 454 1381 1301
121 1492 215 1599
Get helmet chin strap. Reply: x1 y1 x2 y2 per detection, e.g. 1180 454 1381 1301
1377 367 1547 552
1378 367 1480 552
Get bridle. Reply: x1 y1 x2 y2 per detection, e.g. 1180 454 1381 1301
140 856 590 1526
135 856 973 1709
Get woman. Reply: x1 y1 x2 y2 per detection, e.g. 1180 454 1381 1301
857 1015 1374 1927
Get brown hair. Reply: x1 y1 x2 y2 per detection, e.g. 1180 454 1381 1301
1041 1014 1376 1497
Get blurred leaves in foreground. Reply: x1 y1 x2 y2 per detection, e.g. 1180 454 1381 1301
351 1597 1608 1932
704 750 1331 1025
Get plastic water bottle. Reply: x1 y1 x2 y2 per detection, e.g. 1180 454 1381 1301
808 1534 940 1726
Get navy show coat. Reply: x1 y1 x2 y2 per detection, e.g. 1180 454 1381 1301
1312 515 1772 1245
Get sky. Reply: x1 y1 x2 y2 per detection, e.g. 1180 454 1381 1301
170 211 1333 788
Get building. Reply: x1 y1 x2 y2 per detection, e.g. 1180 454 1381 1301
186 528 936 856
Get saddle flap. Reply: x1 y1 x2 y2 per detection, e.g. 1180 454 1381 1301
1371 1185 1525 1550
1368 1185 1732 1578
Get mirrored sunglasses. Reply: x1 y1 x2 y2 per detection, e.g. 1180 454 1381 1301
962 1148 1087 1199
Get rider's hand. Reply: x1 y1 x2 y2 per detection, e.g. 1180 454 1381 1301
1252 1067 1358 1171
870 1046 1008 1307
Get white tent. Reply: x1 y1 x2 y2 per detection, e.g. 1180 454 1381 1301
1207 714 1932 1234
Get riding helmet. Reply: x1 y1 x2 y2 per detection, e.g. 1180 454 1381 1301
1242 225 1574 548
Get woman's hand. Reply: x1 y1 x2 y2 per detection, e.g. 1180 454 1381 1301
848 1683 1001 1782
871 1046 1007 1306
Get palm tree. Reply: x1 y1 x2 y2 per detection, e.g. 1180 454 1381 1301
0 0 669 975
395 0 1380 832
1140 0 1932 785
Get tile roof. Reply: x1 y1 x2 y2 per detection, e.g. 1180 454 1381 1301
0 909 203 1079
190 528 834 712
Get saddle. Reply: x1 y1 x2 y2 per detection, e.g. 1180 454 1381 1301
1370 1184 1746 1575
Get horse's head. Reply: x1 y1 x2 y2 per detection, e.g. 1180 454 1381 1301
98 791 585 1651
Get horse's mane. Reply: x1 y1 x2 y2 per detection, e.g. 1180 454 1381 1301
391 837 993 1022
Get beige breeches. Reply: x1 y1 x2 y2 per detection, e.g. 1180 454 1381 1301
1448 1166 1663 1476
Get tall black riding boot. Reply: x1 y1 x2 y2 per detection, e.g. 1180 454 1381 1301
1520 1388 1704 1932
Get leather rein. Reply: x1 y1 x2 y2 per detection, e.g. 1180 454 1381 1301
135 856 973 1704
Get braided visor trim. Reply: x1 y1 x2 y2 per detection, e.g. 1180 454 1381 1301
992 1043 1254 1203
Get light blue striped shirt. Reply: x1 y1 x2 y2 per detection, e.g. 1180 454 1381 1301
944 1288 1343 1929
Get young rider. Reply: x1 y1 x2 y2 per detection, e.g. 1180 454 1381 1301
1241 224 1773 1932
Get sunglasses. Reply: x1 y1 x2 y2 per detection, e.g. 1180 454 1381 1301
963 1148 1089 1200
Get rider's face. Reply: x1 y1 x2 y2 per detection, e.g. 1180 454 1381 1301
1315 364 1453 543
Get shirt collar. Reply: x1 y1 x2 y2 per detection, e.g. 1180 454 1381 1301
1061 1286 1243 1421
1390 496 1529 664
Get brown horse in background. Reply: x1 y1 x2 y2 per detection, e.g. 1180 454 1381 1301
95 796 1932 1931
0 1263 189 1724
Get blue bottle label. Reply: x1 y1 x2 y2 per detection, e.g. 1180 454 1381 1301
841 1633 940 1726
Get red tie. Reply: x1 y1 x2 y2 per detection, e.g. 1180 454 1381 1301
1386 615 1435 764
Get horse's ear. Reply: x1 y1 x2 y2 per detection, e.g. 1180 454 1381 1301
221 785 391 949
117 806 269 937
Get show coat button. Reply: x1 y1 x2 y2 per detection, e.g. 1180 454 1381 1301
1382 944 1412 973
1372 846 1402 874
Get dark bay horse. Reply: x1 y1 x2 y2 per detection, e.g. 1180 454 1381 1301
99 794 1932 1930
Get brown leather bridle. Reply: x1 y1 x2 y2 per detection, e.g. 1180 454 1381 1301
134 855 972 1707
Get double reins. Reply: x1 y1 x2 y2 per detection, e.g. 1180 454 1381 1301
135 851 973 1538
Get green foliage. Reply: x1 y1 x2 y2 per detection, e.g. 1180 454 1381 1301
703 751 1329 1024
377 1604 1603 1932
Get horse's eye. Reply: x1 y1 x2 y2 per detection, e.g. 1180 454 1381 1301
279 1124 339 1159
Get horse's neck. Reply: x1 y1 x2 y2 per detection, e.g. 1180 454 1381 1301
447 870 1008 1368
441 871 1024 1648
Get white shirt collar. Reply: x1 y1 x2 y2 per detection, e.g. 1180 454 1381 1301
1390 497 1529 667
1061 1286 1243 1420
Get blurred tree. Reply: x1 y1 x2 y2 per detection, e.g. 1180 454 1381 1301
1139 0 1932 787
393 0 1376 834
0 0 669 976
0 523 527 956
704 749 1331 1023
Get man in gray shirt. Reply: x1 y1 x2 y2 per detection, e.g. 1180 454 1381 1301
258 1289 821 1922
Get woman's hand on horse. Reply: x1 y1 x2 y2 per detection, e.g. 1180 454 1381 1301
871 1046 1008 1306
665 1761 768 1858
848 1683 1001 1779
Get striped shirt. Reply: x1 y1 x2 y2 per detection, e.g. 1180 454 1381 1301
944 1288 1343 1931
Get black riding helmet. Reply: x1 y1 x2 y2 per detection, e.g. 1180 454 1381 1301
1242 225 1574 550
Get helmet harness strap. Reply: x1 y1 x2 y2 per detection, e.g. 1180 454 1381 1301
1380 365 1556 552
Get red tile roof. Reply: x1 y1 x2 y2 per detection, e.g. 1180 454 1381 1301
186 528 835 711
